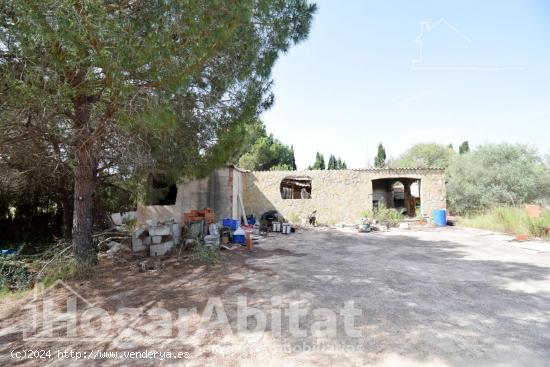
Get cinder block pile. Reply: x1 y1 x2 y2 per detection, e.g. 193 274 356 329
132 219 182 256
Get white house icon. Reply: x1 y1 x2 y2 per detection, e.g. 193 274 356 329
411 18 525 71
412 19 471 70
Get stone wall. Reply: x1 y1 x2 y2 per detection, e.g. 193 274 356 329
139 167 445 226
243 168 445 225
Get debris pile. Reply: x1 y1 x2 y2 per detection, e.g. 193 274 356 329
132 219 181 256
131 208 298 257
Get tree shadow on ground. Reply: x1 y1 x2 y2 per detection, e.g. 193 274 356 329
1 229 549 366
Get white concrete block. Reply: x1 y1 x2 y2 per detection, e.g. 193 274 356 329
149 225 171 236
132 227 146 240
152 235 162 244
171 223 182 238
111 213 123 226
132 237 146 252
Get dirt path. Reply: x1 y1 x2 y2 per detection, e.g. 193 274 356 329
1 227 550 366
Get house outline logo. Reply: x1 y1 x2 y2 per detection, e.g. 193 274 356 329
24 280 161 344
31 279 96 308
24 279 97 341
411 18 526 71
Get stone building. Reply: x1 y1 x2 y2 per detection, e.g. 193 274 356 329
243 168 446 225
137 166 446 226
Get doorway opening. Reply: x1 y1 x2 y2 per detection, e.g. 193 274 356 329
371 178 420 217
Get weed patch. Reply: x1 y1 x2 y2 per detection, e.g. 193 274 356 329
460 206 550 238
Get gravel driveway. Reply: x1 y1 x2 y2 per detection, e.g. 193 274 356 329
236 226 550 366
1 226 549 366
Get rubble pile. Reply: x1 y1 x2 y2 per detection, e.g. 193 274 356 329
132 219 181 256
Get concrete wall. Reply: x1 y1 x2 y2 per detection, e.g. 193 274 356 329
137 205 181 226
175 166 244 221
243 168 446 225
138 166 245 226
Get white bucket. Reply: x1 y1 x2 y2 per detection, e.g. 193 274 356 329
272 222 281 232
282 223 291 234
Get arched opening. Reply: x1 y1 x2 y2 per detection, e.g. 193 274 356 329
280 176 312 199
372 177 420 217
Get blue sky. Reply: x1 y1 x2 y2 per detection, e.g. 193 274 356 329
261 0 550 169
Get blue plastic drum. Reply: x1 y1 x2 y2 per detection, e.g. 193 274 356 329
433 209 447 226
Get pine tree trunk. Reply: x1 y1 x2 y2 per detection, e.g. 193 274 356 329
71 94 97 265
72 141 97 264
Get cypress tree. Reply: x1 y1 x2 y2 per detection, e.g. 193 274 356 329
375 143 387 168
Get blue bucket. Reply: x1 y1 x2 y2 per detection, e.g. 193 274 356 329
433 209 447 226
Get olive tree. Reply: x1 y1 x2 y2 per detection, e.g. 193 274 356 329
447 144 550 213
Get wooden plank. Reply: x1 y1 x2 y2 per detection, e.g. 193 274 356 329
238 194 247 222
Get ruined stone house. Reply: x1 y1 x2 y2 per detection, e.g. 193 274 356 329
138 166 446 226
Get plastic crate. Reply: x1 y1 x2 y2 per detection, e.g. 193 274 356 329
222 218 239 230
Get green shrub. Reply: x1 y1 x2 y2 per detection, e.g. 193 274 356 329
447 144 550 214
361 209 373 218
376 204 404 226
192 245 220 264
362 203 404 227
0 241 96 296
0 256 33 292
394 143 455 169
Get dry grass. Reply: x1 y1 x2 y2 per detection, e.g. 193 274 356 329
460 206 550 238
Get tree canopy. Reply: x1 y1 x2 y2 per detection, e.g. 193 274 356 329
310 152 325 170
327 154 347 169
237 121 297 171
374 143 386 168
459 141 470 154
447 144 550 213
0 0 316 263
394 143 455 169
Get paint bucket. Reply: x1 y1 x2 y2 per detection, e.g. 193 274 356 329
282 223 291 234
432 209 447 227
232 227 246 244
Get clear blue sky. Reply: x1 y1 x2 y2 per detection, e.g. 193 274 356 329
261 0 550 169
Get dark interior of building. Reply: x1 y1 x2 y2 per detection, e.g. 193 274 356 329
371 178 420 217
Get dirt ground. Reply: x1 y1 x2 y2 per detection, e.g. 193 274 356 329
1 226 550 366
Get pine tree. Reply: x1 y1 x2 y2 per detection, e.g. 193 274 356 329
335 157 347 169
238 122 297 171
375 143 387 168
459 141 470 154
312 152 325 170
0 1 315 264
327 154 337 170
